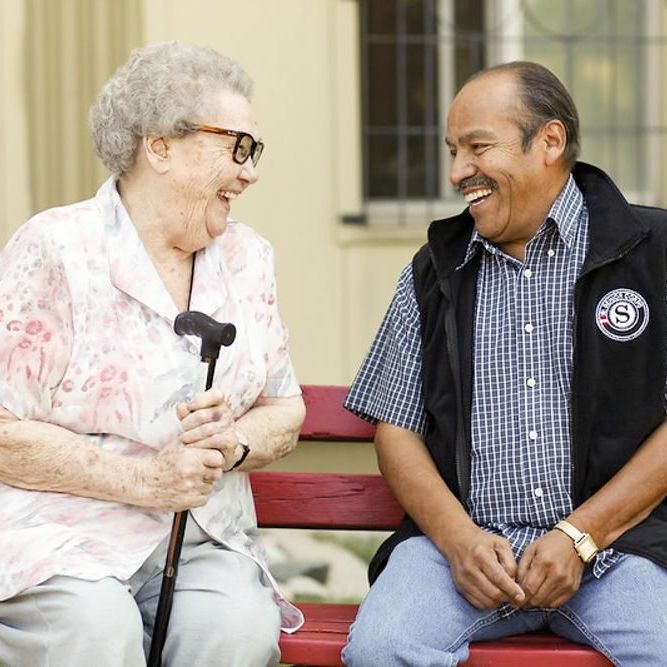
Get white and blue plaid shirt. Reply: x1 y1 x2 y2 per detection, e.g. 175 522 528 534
346 176 624 577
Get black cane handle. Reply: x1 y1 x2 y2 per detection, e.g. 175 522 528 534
174 311 236 359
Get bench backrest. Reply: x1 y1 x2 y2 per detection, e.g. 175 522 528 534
250 385 404 530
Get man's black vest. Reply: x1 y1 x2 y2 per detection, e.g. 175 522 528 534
369 162 667 584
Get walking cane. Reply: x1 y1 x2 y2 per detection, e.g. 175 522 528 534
147 311 237 667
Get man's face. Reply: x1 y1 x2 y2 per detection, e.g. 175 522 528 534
446 72 553 257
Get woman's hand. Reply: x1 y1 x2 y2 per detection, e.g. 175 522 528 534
139 441 224 511
177 388 247 469
135 389 244 511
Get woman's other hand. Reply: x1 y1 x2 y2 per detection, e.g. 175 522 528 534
135 389 238 511
141 440 224 511
177 388 245 469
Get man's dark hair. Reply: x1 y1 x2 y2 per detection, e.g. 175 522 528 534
468 61 581 169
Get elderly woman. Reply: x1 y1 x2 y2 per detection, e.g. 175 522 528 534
0 42 305 667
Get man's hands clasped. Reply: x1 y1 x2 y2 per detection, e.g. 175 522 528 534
515 529 584 608
446 524 585 610
137 389 247 512
444 525 525 609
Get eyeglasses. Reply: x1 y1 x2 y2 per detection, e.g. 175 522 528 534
189 124 264 167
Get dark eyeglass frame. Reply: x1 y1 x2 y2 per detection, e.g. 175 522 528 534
189 123 264 167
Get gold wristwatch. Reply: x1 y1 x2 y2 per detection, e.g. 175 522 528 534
554 520 599 564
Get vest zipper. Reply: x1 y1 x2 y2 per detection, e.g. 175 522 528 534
570 245 643 505
441 277 469 501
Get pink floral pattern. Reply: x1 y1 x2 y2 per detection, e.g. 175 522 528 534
0 179 304 632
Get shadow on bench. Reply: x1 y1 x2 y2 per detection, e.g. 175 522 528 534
250 385 612 667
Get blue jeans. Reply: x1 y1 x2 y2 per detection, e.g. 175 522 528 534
342 536 667 666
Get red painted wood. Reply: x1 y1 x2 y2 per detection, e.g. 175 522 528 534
268 385 612 666
279 603 612 667
251 471 403 530
300 385 376 441
467 640 613 667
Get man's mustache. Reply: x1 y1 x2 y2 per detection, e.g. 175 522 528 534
456 176 497 194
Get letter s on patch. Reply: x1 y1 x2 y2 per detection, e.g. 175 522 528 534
596 288 649 341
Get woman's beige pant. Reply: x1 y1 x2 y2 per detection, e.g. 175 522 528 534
0 520 281 667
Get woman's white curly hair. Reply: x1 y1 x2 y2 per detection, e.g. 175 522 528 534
89 41 252 176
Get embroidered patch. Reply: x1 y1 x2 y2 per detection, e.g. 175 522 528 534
595 289 649 341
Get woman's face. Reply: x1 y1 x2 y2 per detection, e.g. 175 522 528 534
166 90 260 249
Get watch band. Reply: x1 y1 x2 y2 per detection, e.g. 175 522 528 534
554 520 599 564
230 429 250 470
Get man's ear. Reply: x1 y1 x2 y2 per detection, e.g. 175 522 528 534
541 119 567 167
143 136 171 174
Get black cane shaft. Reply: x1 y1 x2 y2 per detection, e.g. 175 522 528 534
148 357 218 666
205 358 216 391
147 511 187 666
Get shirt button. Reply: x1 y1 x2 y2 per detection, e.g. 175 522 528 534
547 249 555 257
534 487 544 498
529 430 538 440
524 323 534 333
527 378 536 388
524 268 532 278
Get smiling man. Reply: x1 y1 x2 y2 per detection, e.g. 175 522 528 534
342 62 667 666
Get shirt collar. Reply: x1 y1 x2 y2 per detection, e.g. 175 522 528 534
459 174 584 267
96 177 180 321
95 177 228 323
546 174 585 250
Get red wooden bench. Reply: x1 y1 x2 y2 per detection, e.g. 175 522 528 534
250 385 612 667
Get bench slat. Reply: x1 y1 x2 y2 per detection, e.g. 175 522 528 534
251 471 403 530
300 385 375 441
279 603 612 667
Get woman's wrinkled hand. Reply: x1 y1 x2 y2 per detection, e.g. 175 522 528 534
138 440 224 511
177 388 245 468
136 389 242 511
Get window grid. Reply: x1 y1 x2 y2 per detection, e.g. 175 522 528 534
358 0 667 224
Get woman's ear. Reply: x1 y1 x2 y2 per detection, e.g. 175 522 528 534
143 136 171 174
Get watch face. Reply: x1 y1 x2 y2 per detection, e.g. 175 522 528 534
576 536 599 563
